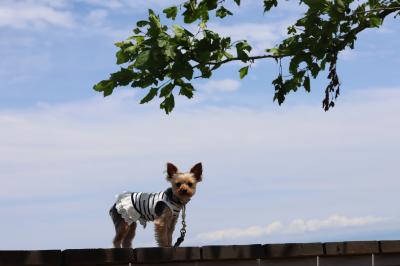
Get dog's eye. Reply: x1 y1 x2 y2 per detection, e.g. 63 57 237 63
176 182 181 188
187 182 193 188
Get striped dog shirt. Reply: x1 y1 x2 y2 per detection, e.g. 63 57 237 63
114 188 182 228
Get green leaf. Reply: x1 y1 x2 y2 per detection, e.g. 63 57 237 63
133 50 151 69
115 40 131 48
140 87 159 104
272 75 285 104
93 79 116 97
172 61 193 80
173 25 185 37
163 6 178 20
159 83 174 97
157 38 168 48
128 35 144 43
303 76 310 92
236 41 251 61
239 66 249 79
136 20 148 27
160 94 175 114
266 47 279 54
266 47 289 56
110 68 135 86
172 25 194 37
116 50 129 64
335 0 346 13
370 17 382 27
164 44 176 59
302 0 324 8
195 50 211 63
224 51 234 59
149 12 162 31
205 0 218 10
263 0 278 12
216 6 233 18
199 65 212 78
125 45 138 55
182 62 194 80
310 63 320 78
182 0 199 24
132 75 156 88
179 83 195 99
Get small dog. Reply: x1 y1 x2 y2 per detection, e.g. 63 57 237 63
109 162 202 248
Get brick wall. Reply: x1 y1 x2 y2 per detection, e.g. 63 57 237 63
1 241 400 266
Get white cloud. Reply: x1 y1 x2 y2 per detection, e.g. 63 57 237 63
7 0 69 8
85 9 108 26
199 79 241 93
208 21 292 54
79 0 123 9
79 0 180 10
122 0 180 9
197 215 388 241
197 221 283 241
0 2 75 29
286 215 388 234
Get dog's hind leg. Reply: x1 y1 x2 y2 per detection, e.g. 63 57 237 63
113 221 129 248
122 222 137 248
110 204 129 248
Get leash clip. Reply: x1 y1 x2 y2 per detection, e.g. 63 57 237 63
173 205 187 248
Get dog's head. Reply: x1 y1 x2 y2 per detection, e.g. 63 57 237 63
166 162 202 204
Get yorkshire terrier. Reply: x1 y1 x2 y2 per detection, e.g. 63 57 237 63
109 162 202 248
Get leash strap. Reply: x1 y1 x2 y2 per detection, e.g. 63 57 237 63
173 205 186 247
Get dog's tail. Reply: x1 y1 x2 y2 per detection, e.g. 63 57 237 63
109 204 117 217
109 204 123 226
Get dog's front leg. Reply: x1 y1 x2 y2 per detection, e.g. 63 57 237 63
154 208 173 247
167 216 178 246
154 218 168 247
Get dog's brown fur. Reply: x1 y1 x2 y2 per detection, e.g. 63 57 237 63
110 162 202 248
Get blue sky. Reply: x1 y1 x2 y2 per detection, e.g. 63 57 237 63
1 0 400 250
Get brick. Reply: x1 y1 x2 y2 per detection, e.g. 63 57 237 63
62 248 133 266
201 245 262 261
375 254 400 266
380 241 400 254
133 247 200 264
147 263 200 266
155 261 259 266
0 250 61 266
325 241 379 255
319 255 372 266
263 243 323 258
260 257 317 266
199 260 259 266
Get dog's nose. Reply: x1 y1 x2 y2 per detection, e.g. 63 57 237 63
180 189 187 194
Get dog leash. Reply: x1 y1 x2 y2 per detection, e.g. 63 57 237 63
173 204 186 247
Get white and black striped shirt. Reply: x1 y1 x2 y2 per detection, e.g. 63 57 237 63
115 188 182 227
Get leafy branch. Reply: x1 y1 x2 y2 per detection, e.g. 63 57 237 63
94 0 400 114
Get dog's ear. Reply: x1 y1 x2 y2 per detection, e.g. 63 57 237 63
190 162 202 182
166 162 178 179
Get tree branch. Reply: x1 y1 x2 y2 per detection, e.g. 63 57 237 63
207 53 293 66
357 5 400 14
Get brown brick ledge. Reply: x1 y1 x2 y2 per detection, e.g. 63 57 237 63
0 240 400 266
